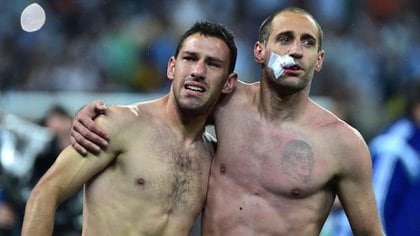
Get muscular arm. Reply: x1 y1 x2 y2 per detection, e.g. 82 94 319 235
335 128 384 236
22 113 119 236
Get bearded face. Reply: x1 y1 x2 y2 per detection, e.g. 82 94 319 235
168 33 233 116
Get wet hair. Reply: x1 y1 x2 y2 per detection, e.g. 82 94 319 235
174 21 237 73
258 7 323 51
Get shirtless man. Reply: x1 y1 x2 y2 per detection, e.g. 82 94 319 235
21 21 238 236
71 8 384 235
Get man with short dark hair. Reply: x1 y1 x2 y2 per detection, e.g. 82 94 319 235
22 21 238 236
71 8 384 235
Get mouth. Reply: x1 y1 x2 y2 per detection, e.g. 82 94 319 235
283 64 302 71
282 63 303 75
184 81 206 94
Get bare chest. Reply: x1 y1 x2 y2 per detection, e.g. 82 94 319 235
132 133 210 183
91 126 213 211
215 119 336 198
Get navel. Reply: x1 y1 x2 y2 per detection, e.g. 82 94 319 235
136 178 145 185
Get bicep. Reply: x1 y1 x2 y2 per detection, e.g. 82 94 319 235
34 145 116 202
336 139 382 234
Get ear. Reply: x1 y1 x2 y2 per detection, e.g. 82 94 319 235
221 72 238 94
167 56 176 80
253 41 265 64
315 50 325 72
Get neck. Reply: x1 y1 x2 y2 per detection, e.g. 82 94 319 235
257 76 311 122
162 95 209 142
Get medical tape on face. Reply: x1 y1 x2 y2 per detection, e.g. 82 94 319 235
267 52 295 79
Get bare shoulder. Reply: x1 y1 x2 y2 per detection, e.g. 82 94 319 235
99 102 153 127
95 105 132 133
217 80 259 109
236 80 260 95
105 103 143 120
311 102 371 171
311 100 364 142
97 103 153 148
326 115 366 154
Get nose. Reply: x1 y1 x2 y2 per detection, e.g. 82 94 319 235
191 61 206 79
288 40 303 59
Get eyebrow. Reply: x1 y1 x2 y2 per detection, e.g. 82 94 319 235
180 51 196 57
301 33 316 42
182 51 224 64
275 31 316 42
275 31 294 41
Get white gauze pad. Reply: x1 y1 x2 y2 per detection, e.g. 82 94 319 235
267 52 295 79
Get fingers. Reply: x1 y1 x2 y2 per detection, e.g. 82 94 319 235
73 118 108 147
70 135 88 156
78 114 110 141
70 101 110 156
70 128 102 155
93 100 107 115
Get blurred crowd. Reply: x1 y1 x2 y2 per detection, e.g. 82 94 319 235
0 0 419 235
0 0 418 135
0 105 82 235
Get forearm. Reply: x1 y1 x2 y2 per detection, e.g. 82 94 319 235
22 187 59 236
352 225 384 236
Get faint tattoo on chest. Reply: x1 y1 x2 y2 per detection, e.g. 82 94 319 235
281 140 314 183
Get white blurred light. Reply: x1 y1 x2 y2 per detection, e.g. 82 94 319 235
20 3 46 32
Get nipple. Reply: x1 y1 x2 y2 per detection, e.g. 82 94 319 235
220 164 226 174
292 188 301 196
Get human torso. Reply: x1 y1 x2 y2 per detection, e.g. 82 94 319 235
203 82 346 236
82 103 213 236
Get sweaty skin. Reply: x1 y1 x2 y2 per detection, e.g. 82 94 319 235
22 31 238 236
25 103 213 236
68 9 383 236
82 104 214 235
201 11 382 236
84 104 215 235
202 82 377 235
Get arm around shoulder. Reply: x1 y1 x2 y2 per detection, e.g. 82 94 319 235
70 100 109 155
